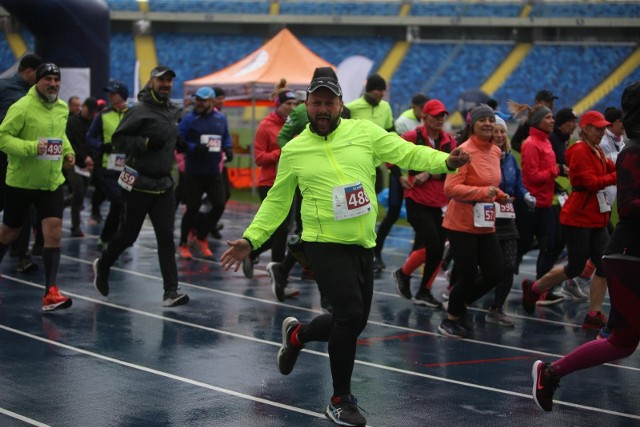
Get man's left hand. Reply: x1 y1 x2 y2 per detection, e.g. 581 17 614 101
220 238 252 272
445 147 471 170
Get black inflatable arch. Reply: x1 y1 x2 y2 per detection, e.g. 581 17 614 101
0 0 110 97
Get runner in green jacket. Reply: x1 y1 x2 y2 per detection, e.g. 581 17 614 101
0 63 75 312
220 67 470 427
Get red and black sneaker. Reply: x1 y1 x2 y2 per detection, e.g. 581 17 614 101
42 285 73 312
531 360 560 411
521 279 539 314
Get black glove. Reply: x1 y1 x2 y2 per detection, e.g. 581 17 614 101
223 147 234 163
101 143 113 154
176 136 187 153
146 137 164 151
194 143 209 155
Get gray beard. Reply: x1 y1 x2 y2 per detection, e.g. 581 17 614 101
44 92 58 103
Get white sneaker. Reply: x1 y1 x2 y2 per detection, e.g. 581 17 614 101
561 279 589 300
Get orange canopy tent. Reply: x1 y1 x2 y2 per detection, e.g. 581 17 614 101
183 28 335 104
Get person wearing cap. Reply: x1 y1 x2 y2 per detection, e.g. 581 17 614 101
509 101 565 307
92 65 189 307
394 93 429 134
220 67 469 427
0 62 76 311
0 53 44 275
530 82 640 412
86 79 130 249
176 86 233 260
510 89 558 153
64 96 99 237
522 110 616 329
345 74 395 205
392 98 456 308
372 93 429 271
438 105 511 338
243 80 299 285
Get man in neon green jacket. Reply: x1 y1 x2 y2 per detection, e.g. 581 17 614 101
220 68 470 427
0 63 75 312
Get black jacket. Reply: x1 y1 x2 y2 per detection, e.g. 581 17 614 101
112 88 180 192
65 113 93 168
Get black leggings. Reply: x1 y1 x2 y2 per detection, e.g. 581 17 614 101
375 173 404 253
447 230 504 317
180 174 225 243
297 242 373 397
101 188 178 290
406 199 445 290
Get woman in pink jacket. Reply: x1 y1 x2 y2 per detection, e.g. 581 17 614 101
438 105 510 338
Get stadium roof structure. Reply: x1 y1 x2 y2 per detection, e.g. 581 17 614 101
183 28 334 104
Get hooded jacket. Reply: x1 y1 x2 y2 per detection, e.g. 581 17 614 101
112 88 180 192
560 141 616 228
521 127 560 207
0 86 74 191
243 118 452 249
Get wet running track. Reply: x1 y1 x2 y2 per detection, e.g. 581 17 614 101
1 200 638 426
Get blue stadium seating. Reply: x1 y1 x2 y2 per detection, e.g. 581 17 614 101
410 2 522 17
109 32 137 94
154 33 264 94
280 1 400 16
531 2 640 18
391 43 513 113
592 66 640 113
105 0 139 12
299 35 393 73
0 36 14 70
149 0 270 14
493 44 635 110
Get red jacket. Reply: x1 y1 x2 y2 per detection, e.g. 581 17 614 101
254 111 285 187
401 126 456 207
560 141 616 228
521 127 560 208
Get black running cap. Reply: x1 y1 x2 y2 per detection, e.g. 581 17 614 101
307 77 342 97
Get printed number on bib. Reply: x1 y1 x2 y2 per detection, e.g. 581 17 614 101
332 182 371 220
200 134 221 152
473 203 495 227
37 138 63 160
118 165 138 192
107 153 126 171
495 201 515 219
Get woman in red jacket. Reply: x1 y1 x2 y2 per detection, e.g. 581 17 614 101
512 102 564 306
522 111 616 329
244 80 297 277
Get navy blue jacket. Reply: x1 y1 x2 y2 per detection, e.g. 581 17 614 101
500 152 528 200
178 109 231 176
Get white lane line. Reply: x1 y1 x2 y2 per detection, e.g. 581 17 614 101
53 257 627 367
0 407 50 427
1 321 638 421
0 325 326 422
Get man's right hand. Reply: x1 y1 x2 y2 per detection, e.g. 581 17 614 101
220 238 253 272
445 147 471 170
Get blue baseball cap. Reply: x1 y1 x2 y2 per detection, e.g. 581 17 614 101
104 80 129 100
194 87 215 100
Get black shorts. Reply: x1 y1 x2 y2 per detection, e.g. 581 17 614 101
2 185 64 228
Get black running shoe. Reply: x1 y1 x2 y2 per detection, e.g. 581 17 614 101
392 268 412 299
92 257 109 297
437 318 469 338
276 317 303 375
531 360 560 411
16 256 38 274
413 289 442 308
162 289 189 307
536 289 565 306
521 279 538 314
267 262 288 302
324 394 367 427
